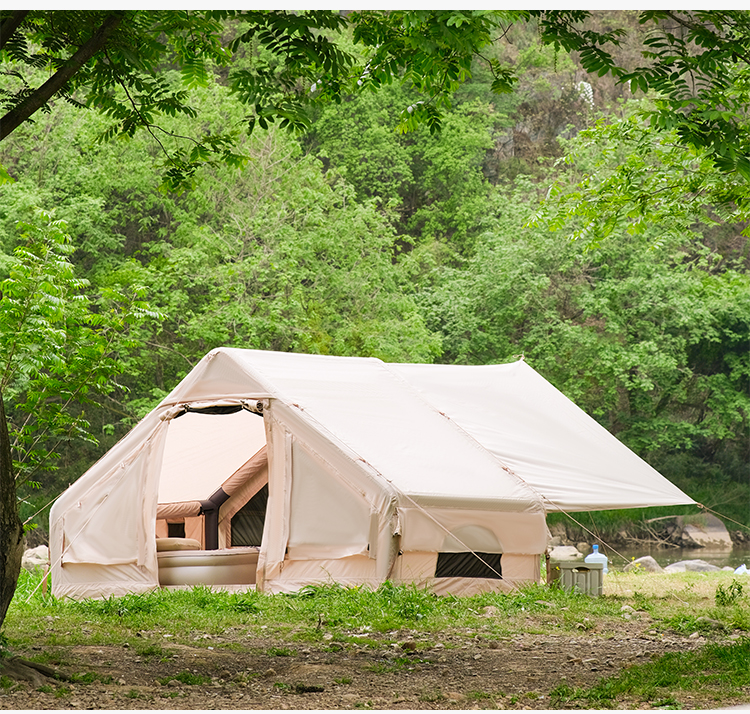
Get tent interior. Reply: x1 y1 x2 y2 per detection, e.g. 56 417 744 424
153 408 270 586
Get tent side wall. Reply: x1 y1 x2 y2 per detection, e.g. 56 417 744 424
50 412 169 599
258 401 548 595
257 401 396 592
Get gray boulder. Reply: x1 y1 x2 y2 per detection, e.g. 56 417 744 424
664 559 721 573
549 545 583 561
678 514 732 549
623 555 663 573
22 544 49 573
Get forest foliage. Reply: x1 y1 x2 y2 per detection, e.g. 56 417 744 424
0 11 748 528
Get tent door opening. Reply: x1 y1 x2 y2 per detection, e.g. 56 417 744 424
155 406 269 588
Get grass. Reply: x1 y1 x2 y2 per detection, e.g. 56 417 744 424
6 568 750 649
552 638 750 708
4 568 750 707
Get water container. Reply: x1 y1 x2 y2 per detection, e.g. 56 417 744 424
585 544 608 574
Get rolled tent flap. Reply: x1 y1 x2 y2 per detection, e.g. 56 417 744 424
50 416 167 598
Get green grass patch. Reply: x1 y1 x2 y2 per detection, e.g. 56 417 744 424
70 671 113 685
9 569 637 647
134 642 172 661
553 638 750 707
716 580 745 607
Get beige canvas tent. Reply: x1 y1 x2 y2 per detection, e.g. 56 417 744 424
49 348 694 600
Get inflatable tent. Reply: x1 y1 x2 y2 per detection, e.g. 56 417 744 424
50 348 694 599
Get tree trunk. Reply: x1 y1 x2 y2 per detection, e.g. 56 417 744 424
0 12 124 141
0 390 23 631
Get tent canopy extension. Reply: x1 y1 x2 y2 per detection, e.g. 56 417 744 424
50 348 694 599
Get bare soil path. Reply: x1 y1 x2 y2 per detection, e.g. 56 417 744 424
1 621 745 709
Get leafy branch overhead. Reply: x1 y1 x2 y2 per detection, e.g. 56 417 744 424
2 10 749 187
535 10 750 180
0 10 520 190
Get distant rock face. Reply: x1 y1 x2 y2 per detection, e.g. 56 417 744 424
549 545 583 561
623 555 663 573
678 514 732 549
22 544 49 573
664 559 721 573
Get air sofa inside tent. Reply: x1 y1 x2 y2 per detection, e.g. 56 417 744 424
49 348 694 600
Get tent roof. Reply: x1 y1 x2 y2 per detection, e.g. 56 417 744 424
164 349 543 512
391 361 694 512
159 348 693 513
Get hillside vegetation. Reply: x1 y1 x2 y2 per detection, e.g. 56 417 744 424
0 12 748 539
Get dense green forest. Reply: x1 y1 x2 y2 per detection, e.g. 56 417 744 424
1 12 749 533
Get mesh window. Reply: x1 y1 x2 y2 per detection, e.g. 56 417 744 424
231 484 268 547
167 522 185 538
435 552 502 579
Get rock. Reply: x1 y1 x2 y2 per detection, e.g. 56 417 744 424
548 536 564 547
548 523 568 541
696 616 726 630
21 545 49 573
549 546 583 561
576 542 590 556
664 559 721 573
624 556 663 573
678 514 733 549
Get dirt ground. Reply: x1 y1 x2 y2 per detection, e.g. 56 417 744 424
1 620 748 710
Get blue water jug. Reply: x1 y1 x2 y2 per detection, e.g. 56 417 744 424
585 544 608 574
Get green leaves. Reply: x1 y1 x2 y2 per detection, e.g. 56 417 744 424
0 209 160 485
535 10 750 182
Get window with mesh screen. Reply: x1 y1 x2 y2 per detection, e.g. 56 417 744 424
167 522 185 538
435 552 502 579
231 484 268 547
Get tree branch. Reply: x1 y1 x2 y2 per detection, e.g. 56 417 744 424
0 10 29 52
0 12 124 141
